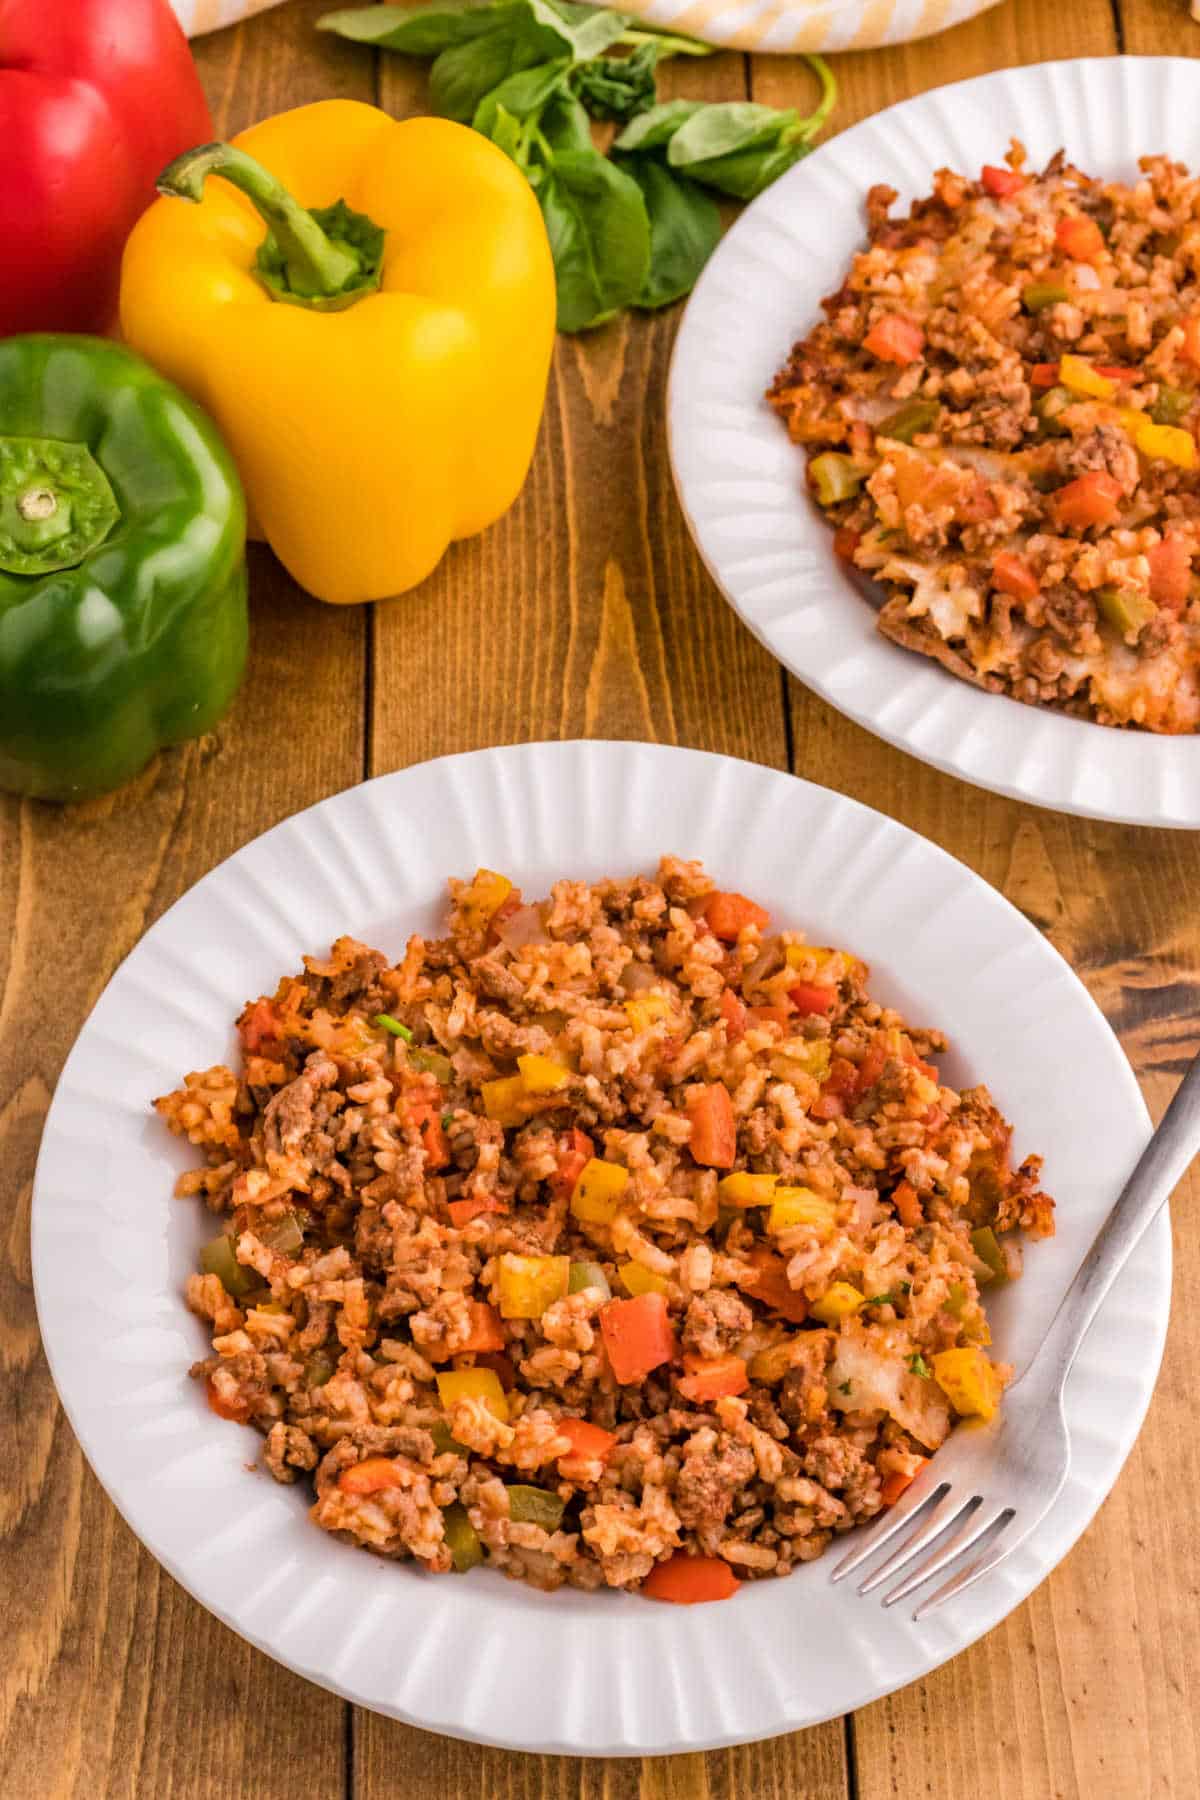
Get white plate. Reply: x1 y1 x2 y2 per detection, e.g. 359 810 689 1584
669 58 1200 828
33 741 1164 1754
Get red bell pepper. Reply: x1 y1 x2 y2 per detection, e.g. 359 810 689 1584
0 0 212 336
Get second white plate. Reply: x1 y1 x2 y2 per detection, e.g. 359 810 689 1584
669 57 1200 827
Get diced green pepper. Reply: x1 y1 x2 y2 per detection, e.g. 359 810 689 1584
373 1012 413 1041
260 1209 304 1254
567 1260 611 1298
809 452 862 507
430 1420 469 1457
970 1226 1011 1286
1022 281 1069 313
945 1280 968 1318
410 1047 453 1083
304 1350 336 1389
199 1231 257 1298
877 398 939 444
441 1502 484 1572
1096 586 1158 637
1151 385 1191 426
506 1485 566 1530
1035 385 1073 435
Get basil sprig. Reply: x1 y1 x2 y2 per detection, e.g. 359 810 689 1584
320 2 836 331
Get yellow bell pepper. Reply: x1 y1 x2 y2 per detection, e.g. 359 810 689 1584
624 994 672 1033
119 101 555 604
767 1186 838 1235
718 1171 778 1207
931 1347 1000 1420
809 1281 866 1323
459 869 513 929
481 1075 528 1126
498 1253 570 1319
517 1053 571 1094
784 944 836 969
436 1367 509 1422
1133 419 1197 468
1058 354 1116 402
569 1158 630 1223
618 1262 670 1297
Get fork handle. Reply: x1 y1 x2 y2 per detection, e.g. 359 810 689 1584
1021 1049 1200 1395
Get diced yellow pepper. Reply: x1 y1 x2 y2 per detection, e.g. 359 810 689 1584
718 1171 779 1207
1059 354 1116 401
481 1074 527 1126
1133 418 1197 468
767 1186 838 1235
624 994 672 1033
749 1338 798 1382
810 1281 866 1324
459 868 513 928
517 1053 571 1094
911 1073 940 1107
617 1261 670 1297
436 1366 509 1422
931 1347 1000 1421
498 1252 570 1319
772 1041 831 1084
569 1157 630 1223
1118 406 1152 436
785 944 836 969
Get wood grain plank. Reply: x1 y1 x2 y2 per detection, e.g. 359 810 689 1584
358 32 847 1800
755 4 1200 1796
1118 0 1200 53
0 5 367 1797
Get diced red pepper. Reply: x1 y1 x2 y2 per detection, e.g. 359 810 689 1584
741 1248 809 1323
1055 214 1105 262
991 550 1039 602
854 1043 887 1094
1182 318 1200 369
447 1192 504 1229
1030 362 1061 387
832 525 861 561
703 891 770 941
643 1553 740 1604
719 987 747 1043
810 1093 844 1121
460 1301 506 1355
205 1374 250 1423
475 1350 517 1389
688 1082 736 1169
1051 471 1123 531
678 1353 748 1403
600 1292 675 1385
238 997 282 1058
339 1456 404 1495
1148 533 1192 612
407 1101 449 1172
787 982 835 1019
959 475 998 524
863 314 925 365
484 890 523 946
880 1459 928 1506
555 1417 617 1464
892 1179 923 1229
550 1126 593 1200
1093 365 1140 383
980 164 1024 198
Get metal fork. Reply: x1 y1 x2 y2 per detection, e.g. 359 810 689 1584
831 1048 1200 1621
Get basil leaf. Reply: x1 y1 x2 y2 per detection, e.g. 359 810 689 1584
319 2 513 53
612 99 702 152
537 148 650 331
665 101 799 166
540 90 594 153
486 101 526 160
572 41 659 122
473 57 570 133
680 137 809 200
430 0 624 121
625 159 720 308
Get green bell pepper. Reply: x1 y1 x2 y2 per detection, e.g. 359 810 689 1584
0 335 247 801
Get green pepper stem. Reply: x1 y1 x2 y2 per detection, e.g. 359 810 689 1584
158 142 362 300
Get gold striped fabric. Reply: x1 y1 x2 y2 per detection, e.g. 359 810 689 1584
172 0 1000 51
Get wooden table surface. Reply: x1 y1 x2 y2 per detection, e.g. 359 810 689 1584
4 0 1199 1792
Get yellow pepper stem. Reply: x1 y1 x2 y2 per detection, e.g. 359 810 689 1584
157 142 384 311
